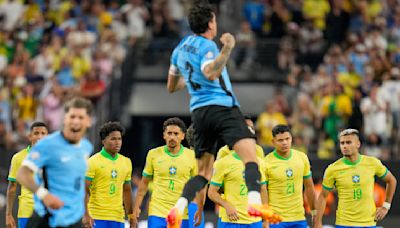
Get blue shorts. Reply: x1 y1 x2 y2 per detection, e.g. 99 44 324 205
218 218 223 228
336 226 376 228
148 215 189 228
94 219 124 228
188 202 204 228
219 221 262 228
270 220 307 228
18 218 29 228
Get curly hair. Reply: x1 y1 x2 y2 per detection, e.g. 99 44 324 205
163 117 187 133
272 124 291 137
99 121 125 140
188 2 214 34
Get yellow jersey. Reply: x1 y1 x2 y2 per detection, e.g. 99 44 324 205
86 149 132 222
322 155 388 226
8 146 34 218
211 153 266 224
264 149 311 222
142 145 197 219
216 145 265 160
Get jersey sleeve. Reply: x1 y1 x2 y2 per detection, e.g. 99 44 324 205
373 158 388 179
210 160 225 187
22 142 51 173
85 156 96 181
125 158 133 184
216 146 230 160
142 150 154 178
200 41 219 73
322 165 335 191
169 47 181 76
258 159 267 185
302 154 312 179
7 154 19 182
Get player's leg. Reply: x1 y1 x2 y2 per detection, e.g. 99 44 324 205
18 218 29 228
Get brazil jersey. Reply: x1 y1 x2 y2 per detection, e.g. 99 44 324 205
8 146 34 218
142 145 197 219
170 35 240 112
264 149 311 222
86 148 132 222
211 153 266 224
216 145 265 160
322 155 388 226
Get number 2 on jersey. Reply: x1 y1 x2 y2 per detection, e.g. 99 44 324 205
186 62 201 90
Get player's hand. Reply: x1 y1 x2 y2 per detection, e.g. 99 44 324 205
42 193 64 209
193 208 203 226
82 213 94 228
375 207 389 221
220 33 235 50
131 208 141 228
225 203 239 221
6 214 16 228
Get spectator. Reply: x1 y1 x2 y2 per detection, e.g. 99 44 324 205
231 21 256 70
243 0 266 36
325 0 350 46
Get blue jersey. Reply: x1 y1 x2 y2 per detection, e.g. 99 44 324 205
23 131 93 227
170 35 240 112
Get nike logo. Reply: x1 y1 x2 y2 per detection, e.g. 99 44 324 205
61 156 71 163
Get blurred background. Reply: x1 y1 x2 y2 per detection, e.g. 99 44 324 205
0 0 399 227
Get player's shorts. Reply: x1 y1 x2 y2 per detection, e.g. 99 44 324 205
188 202 204 228
269 220 307 228
18 218 29 228
336 226 376 228
192 105 255 158
93 219 124 228
219 221 262 228
148 216 189 228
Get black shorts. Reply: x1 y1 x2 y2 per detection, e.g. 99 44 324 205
27 211 82 228
191 105 256 158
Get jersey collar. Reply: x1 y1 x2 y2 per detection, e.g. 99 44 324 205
342 154 362 166
26 145 31 153
232 152 241 160
273 149 292 160
164 145 184 157
100 147 119 161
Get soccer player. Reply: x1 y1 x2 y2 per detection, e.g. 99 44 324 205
315 129 397 228
83 122 133 228
264 125 316 228
16 97 93 228
6 122 49 228
167 3 270 226
132 117 197 228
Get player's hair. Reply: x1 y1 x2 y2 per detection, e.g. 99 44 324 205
188 2 214 34
30 121 48 131
186 124 195 148
272 124 292 137
243 115 252 120
338 128 359 138
163 117 187 133
99 121 125 140
64 97 93 115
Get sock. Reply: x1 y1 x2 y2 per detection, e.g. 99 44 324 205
248 191 262 205
244 162 261 205
175 197 188 214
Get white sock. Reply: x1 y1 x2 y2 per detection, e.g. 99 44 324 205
248 191 262 205
175 197 188 214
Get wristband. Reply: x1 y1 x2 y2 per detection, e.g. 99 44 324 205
36 187 49 200
310 210 317 216
382 202 391 210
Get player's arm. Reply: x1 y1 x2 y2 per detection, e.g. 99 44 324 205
82 180 94 228
202 33 235 80
314 188 330 228
132 176 151 224
304 177 317 213
375 171 397 221
6 181 17 228
260 184 268 205
208 184 239 221
123 182 133 218
167 73 186 93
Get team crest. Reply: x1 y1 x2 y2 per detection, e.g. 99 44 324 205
111 169 118 179
286 168 293 178
169 166 177 175
352 175 360 183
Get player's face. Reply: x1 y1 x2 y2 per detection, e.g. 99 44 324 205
102 131 122 154
339 134 360 157
29 126 48 145
272 132 292 153
63 107 92 143
209 13 217 38
163 125 185 149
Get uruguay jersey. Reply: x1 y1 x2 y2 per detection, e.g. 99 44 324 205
322 155 388 227
8 146 34 218
142 145 197 219
216 145 265 160
86 148 132 222
264 149 311 222
22 131 93 227
211 152 266 224
170 35 240 112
